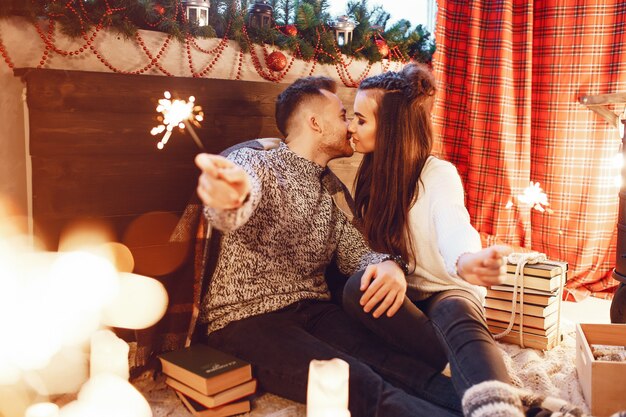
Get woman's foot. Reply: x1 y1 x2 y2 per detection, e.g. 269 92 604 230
462 380 524 417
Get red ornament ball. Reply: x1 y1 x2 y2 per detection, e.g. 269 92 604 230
267 51 287 72
153 4 166 15
284 25 298 37
375 39 389 58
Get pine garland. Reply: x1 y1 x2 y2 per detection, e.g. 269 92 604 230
0 0 435 64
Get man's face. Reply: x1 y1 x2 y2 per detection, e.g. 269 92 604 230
316 90 354 159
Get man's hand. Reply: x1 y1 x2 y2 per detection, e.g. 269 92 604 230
359 261 407 318
195 154 251 210
456 245 512 286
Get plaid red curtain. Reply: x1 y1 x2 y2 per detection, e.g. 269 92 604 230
432 0 626 300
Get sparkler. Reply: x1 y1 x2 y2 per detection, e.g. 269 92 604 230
150 91 205 151
508 181 553 213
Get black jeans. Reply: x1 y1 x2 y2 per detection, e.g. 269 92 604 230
205 299 462 417
343 271 511 397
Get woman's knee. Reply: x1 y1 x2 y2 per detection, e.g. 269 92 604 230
429 299 498 353
429 295 488 333
432 294 483 318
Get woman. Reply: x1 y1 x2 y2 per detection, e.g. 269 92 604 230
342 63 524 417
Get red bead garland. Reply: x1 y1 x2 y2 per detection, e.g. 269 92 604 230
0 35 15 69
0 1 407 86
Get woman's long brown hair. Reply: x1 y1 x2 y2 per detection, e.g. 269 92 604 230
354 63 437 265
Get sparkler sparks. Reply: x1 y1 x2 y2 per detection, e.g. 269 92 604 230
150 91 205 150
509 181 553 213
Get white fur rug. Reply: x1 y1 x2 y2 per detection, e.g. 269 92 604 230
498 320 589 414
135 320 588 416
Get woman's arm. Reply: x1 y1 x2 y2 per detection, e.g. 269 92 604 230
428 160 510 285
456 246 511 286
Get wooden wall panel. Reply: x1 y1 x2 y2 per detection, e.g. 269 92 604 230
16 68 294 246
17 68 358 249
27 109 276 156
31 156 197 218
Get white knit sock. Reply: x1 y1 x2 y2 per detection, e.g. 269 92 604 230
462 380 525 417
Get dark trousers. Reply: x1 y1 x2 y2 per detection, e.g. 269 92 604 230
342 271 511 398
205 299 462 417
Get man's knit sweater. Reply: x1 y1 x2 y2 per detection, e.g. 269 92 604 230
200 142 385 334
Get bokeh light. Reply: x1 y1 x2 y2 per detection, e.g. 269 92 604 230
123 212 190 276
102 272 168 330
0 195 163 417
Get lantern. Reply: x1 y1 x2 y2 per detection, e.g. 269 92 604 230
248 0 274 29
183 0 210 27
330 15 356 47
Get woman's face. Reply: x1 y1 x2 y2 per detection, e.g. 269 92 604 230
349 90 379 154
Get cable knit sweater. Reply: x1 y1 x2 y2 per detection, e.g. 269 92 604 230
200 142 385 333
407 156 486 303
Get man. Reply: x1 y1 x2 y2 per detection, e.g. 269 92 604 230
194 76 461 416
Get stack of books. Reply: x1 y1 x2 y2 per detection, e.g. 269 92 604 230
159 345 256 417
485 261 568 350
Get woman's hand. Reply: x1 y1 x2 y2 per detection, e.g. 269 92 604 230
359 261 407 318
456 245 512 286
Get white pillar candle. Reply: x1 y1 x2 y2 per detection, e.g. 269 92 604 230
307 358 351 417
25 402 59 417
90 329 129 380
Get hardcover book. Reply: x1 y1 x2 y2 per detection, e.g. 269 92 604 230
486 288 558 306
484 308 559 330
489 285 557 296
175 391 252 417
166 377 257 409
486 319 558 336
158 345 252 396
506 261 568 278
484 297 559 317
501 273 565 292
488 325 561 350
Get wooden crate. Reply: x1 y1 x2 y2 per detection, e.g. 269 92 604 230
576 323 626 416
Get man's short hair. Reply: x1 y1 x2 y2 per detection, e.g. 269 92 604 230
275 76 338 137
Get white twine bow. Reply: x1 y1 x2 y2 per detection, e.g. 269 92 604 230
506 252 547 266
492 252 565 349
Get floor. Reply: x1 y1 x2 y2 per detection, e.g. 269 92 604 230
561 297 611 325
